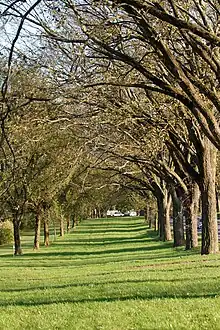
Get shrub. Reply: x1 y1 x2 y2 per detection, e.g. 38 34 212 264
0 220 13 245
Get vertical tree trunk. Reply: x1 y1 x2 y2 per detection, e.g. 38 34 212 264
154 212 158 232
182 186 193 250
164 193 172 241
200 138 218 254
216 190 220 214
149 207 152 228
72 214 75 228
34 211 41 250
156 190 171 241
171 188 185 247
13 215 22 255
44 219 49 247
144 206 149 225
182 182 199 250
157 196 165 240
67 216 70 233
191 183 200 248
60 216 64 236
184 199 192 250
52 210 57 242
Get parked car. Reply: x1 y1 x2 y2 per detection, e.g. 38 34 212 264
123 211 130 216
113 211 124 217
129 211 137 217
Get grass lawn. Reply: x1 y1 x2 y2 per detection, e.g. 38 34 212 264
1 217 220 330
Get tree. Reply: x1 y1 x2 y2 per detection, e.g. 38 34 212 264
56 0 219 253
1 0 219 254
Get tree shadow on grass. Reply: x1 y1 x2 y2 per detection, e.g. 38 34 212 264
0 292 218 308
10 242 174 259
74 228 148 234
53 235 157 246
80 223 145 229
55 239 153 247
0 252 192 271
2 274 219 293
0 229 172 259
3 253 217 270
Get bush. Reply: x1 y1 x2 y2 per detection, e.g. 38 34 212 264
0 220 13 245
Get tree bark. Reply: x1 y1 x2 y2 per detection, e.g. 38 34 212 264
216 190 220 214
156 189 172 241
171 187 185 247
184 196 192 250
144 206 149 225
148 207 152 228
67 216 70 233
60 216 64 236
13 216 22 255
44 218 49 247
154 212 158 232
200 137 218 254
191 182 200 248
157 196 164 240
72 214 75 228
52 211 57 241
164 193 172 241
34 210 41 250
183 185 195 250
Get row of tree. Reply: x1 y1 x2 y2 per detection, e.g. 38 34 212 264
0 0 220 254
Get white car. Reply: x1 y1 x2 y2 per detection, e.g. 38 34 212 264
129 211 137 217
113 211 124 217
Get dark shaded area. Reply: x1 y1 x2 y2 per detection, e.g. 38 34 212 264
73 227 147 234
0 292 219 308
18 242 173 258
2 274 220 294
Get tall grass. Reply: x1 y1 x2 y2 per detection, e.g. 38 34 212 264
0 217 220 330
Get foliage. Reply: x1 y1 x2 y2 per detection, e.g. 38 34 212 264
0 220 13 245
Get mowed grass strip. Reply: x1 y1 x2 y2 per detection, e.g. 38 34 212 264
1 217 220 330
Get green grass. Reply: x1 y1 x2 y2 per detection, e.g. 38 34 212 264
1 217 220 330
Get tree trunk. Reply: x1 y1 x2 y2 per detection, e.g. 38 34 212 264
149 208 152 228
216 190 220 213
144 206 149 225
72 214 75 228
157 196 165 240
67 216 70 233
60 216 64 236
164 193 172 241
171 188 185 247
44 219 49 247
13 216 22 255
97 208 101 218
52 211 57 242
72 215 78 229
184 199 192 250
154 212 158 232
200 138 218 254
156 190 171 241
191 182 200 248
34 211 41 250
183 187 193 250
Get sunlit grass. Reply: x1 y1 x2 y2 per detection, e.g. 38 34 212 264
1 217 220 330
